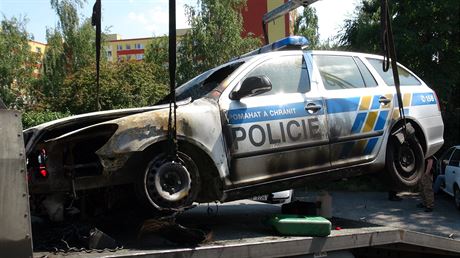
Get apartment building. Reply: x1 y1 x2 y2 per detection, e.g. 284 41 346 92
28 40 47 77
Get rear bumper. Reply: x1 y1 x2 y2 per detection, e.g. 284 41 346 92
418 115 444 157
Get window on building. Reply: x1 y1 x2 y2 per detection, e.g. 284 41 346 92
126 44 131 50
136 54 144 60
36 47 41 53
107 51 112 57
117 44 123 50
135 43 144 49
127 55 132 61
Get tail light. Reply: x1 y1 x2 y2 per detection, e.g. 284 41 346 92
37 149 48 179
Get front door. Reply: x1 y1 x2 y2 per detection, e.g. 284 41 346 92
222 53 330 186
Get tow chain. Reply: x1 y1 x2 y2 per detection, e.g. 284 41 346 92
34 223 123 256
380 0 412 141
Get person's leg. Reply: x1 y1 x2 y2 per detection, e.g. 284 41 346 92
422 174 434 211
418 179 426 207
433 175 445 194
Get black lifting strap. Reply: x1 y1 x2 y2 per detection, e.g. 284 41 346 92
92 0 101 111
381 0 411 139
167 0 179 158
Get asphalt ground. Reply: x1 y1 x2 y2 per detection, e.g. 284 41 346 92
293 191 460 239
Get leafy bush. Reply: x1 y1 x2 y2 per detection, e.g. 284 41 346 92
22 110 71 129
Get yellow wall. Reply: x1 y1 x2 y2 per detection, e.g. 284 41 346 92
106 38 152 62
267 0 287 43
28 40 47 76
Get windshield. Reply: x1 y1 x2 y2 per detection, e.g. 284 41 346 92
157 61 244 104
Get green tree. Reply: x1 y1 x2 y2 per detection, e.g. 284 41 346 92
294 7 320 48
50 0 95 73
33 28 66 110
144 36 169 84
35 0 97 111
54 61 168 114
339 0 460 149
177 0 261 84
0 16 37 108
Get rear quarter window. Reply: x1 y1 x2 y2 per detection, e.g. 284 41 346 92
367 58 421 86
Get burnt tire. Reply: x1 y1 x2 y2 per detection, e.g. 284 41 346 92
454 186 460 210
385 135 424 189
137 152 200 211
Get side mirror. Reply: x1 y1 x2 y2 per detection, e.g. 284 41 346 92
230 75 272 100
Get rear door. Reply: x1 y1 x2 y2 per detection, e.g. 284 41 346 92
221 53 330 186
312 53 394 167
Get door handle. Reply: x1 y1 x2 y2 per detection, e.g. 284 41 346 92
379 96 391 105
305 103 322 113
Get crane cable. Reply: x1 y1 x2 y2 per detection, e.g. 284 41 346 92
92 0 101 111
381 0 409 138
167 0 179 159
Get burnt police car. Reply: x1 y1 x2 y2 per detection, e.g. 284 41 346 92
25 36 444 213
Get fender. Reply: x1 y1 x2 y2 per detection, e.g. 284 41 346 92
95 98 230 179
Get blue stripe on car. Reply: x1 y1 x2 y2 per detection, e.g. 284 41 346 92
374 111 389 131
326 97 360 114
228 102 321 124
351 112 367 134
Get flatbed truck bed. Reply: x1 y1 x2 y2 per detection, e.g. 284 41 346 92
34 200 460 258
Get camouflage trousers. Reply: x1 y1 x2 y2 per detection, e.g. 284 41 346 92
419 172 434 208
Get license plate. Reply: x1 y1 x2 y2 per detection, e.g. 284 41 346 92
252 195 268 201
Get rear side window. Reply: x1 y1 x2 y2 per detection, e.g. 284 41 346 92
314 55 376 90
367 58 421 86
246 55 310 94
355 58 378 87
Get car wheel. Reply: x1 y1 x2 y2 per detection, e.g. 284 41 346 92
138 152 200 211
454 186 460 210
386 134 424 189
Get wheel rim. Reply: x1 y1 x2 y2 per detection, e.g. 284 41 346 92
395 143 417 179
154 161 191 202
144 154 194 209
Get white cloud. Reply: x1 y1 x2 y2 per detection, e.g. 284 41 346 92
125 0 190 36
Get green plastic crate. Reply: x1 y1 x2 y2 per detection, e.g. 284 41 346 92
267 214 331 237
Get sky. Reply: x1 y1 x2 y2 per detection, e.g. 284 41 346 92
0 0 359 43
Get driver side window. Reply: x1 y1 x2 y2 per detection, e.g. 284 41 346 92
245 55 310 95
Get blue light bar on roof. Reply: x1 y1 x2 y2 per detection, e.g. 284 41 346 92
272 36 309 50
236 36 309 60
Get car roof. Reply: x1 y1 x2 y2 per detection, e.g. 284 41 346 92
309 50 384 59
239 49 386 62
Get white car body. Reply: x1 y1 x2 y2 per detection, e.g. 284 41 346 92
438 146 460 208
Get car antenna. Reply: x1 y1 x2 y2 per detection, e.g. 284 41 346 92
91 0 101 111
380 0 414 142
